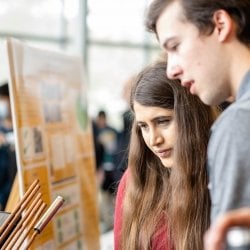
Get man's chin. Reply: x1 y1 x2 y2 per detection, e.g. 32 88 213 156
199 95 220 106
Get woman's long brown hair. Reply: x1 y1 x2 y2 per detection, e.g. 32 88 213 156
120 61 218 250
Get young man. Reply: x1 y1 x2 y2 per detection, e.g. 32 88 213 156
146 0 250 248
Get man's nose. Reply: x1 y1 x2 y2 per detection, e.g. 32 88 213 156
166 60 182 80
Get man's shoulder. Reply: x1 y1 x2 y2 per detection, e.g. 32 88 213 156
208 100 250 157
212 99 250 133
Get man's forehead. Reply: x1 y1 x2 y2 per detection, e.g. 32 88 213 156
156 1 190 45
156 3 182 43
157 1 186 27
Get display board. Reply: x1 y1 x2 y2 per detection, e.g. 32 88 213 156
6 38 100 250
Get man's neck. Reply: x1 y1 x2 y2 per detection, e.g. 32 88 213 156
230 42 250 98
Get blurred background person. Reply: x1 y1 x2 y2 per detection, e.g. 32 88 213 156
0 82 17 210
114 76 134 183
94 109 118 232
92 119 105 186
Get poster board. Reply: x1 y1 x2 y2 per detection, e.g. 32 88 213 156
6 38 100 250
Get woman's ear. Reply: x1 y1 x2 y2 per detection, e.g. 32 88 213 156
213 9 235 42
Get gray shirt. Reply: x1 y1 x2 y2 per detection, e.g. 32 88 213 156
208 70 250 222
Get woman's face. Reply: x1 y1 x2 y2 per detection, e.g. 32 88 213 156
134 101 176 168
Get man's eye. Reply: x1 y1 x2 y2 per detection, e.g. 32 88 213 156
173 46 178 51
170 44 178 51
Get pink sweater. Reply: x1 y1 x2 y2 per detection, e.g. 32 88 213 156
114 169 173 249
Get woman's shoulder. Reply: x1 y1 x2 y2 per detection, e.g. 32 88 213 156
114 168 130 250
117 169 129 196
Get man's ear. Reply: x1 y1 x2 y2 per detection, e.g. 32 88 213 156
213 9 235 42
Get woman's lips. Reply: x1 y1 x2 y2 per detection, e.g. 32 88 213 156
156 149 172 158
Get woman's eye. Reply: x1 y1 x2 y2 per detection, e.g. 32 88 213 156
138 123 148 130
158 119 171 125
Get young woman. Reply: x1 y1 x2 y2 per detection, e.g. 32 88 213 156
114 61 219 250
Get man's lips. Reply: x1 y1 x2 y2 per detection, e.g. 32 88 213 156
182 81 195 94
182 80 193 88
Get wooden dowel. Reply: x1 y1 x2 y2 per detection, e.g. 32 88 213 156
0 190 41 245
13 203 46 250
25 231 38 250
34 196 65 233
26 196 65 249
2 196 42 249
0 179 40 235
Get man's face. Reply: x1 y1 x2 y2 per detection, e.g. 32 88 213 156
156 1 230 105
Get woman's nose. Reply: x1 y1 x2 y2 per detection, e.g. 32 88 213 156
149 130 163 146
